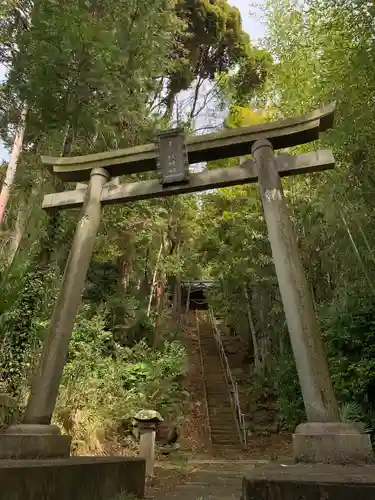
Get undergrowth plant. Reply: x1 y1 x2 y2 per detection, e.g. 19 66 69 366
53 307 187 455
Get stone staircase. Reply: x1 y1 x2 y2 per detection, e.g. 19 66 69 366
179 311 211 451
196 313 242 448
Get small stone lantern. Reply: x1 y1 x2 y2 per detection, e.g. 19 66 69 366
134 409 163 477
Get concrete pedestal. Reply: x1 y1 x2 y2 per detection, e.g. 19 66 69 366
242 463 375 500
0 424 71 459
0 456 145 500
293 422 373 464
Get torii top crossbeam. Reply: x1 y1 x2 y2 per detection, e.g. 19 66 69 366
41 103 335 183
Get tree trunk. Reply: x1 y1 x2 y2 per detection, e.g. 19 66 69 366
38 122 74 269
118 250 133 295
340 208 375 295
7 199 28 267
0 103 28 226
147 242 163 317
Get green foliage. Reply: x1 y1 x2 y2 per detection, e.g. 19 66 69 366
320 289 375 427
164 0 270 113
263 347 305 429
111 493 137 500
0 266 46 397
54 308 187 454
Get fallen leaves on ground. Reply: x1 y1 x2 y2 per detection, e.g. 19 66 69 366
145 465 195 498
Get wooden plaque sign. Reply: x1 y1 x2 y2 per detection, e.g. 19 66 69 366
156 128 189 185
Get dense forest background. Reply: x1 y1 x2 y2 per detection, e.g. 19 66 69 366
1 0 375 454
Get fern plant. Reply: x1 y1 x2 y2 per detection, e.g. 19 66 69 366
340 402 373 433
111 492 137 500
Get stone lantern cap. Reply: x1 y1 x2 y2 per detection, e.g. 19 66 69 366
134 409 164 424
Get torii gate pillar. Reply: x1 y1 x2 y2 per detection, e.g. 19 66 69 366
0 167 110 459
252 139 373 464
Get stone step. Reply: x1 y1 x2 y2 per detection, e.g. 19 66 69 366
208 416 235 421
208 413 235 418
208 408 234 412
211 440 240 446
209 413 235 420
209 423 236 429
207 408 234 412
205 384 229 388
206 392 231 398
209 418 236 424
210 431 238 436
204 380 227 384
210 434 238 439
210 435 240 440
206 392 232 400
208 411 234 415
206 394 231 398
208 415 235 420
211 442 240 446
207 407 233 412
206 396 232 402
209 421 236 427
210 414 237 419
210 436 238 442
206 398 232 402
204 378 228 382
207 408 233 414
209 415 235 420
210 430 237 435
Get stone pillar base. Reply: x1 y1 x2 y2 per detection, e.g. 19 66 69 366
0 424 71 459
293 422 373 464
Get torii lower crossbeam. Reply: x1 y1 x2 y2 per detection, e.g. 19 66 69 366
42 149 334 211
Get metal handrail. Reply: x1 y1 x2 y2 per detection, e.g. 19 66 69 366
208 309 247 449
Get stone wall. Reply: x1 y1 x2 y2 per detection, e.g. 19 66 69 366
0 456 145 500
242 463 375 500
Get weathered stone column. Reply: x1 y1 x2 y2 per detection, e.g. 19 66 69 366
24 167 110 425
139 423 157 477
134 410 163 477
252 139 338 422
0 168 110 459
252 139 373 464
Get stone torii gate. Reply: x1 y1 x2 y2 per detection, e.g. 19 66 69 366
1 103 372 464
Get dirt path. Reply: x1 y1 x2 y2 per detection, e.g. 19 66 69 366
146 435 292 499
147 460 267 500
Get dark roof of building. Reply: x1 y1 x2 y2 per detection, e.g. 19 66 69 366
181 280 215 291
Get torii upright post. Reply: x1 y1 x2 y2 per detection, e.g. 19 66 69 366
23 167 111 427
252 139 372 464
0 167 110 459
0 103 371 464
